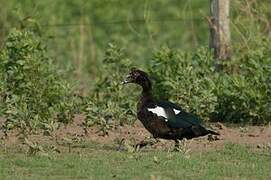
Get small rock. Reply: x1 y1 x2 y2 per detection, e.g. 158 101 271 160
248 134 259 137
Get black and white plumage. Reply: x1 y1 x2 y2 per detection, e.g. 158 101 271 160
122 68 219 145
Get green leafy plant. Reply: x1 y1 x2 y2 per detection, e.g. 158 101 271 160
0 29 76 135
149 47 218 121
84 38 270 128
214 37 271 124
83 43 137 132
149 41 270 124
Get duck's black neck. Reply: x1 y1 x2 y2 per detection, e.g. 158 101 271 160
140 84 154 105
142 89 152 97
139 90 154 108
137 78 154 105
140 78 152 93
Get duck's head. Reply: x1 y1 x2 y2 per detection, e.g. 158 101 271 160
122 68 152 91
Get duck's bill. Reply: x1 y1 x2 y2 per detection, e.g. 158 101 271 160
121 80 129 85
121 75 132 85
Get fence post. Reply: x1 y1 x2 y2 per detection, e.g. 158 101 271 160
209 0 231 61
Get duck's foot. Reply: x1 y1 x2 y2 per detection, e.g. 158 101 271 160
207 134 220 141
134 140 149 150
173 139 190 153
134 137 159 150
116 137 160 152
116 138 125 151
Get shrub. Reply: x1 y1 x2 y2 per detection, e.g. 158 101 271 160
149 39 270 124
149 47 218 121
85 39 270 126
0 29 76 135
83 43 137 133
214 38 271 124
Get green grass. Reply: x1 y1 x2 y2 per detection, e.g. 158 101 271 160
0 144 270 180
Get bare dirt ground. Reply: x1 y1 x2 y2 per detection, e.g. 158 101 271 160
1 115 271 153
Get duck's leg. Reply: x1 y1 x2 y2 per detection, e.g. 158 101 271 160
134 140 148 149
173 138 191 153
174 139 180 151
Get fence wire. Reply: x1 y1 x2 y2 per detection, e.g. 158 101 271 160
0 16 204 32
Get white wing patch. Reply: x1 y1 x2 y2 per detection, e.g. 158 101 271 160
147 106 181 122
173 109 181 114
147 106 167 120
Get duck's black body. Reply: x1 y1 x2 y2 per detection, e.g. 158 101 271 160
122 68 219 143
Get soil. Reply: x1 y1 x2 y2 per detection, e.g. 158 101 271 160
1 115 271 153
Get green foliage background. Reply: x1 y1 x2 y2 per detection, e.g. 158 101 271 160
0 29 77 135
0 0 270 133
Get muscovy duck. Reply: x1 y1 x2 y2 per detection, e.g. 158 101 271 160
122 68 219 147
